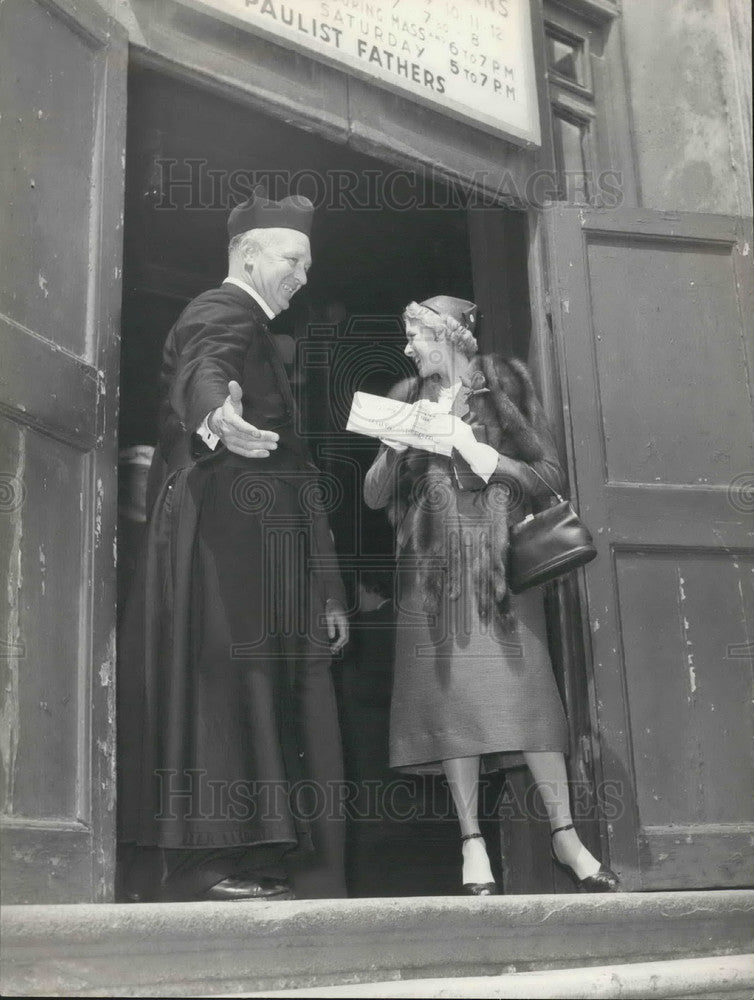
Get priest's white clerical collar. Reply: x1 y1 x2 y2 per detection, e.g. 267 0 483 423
223 277 275 319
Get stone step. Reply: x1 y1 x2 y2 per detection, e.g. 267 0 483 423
1 890 752 997
234 954 754 999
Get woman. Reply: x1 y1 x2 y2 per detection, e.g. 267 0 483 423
364 295 618 895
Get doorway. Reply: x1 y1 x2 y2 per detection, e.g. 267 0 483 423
117 64 532 897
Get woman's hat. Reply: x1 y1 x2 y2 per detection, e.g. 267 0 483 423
419 295 478 332
228 183 314 239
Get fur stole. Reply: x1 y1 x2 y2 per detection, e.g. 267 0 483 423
386 355 546 627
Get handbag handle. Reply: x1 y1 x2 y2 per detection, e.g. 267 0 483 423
527 465 565 504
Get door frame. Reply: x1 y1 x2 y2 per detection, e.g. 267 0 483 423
116 10 595 896
116 0 592 900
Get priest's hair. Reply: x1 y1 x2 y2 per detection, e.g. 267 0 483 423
228 228 288 258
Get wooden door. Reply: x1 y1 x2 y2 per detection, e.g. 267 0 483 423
0 0 126 902
545 206 754 890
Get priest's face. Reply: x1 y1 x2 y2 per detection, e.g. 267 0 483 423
246 229 311 315
404 320 451 380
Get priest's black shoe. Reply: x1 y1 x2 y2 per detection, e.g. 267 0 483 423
202 876 296 901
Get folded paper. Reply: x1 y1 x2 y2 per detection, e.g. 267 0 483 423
346 391 455 455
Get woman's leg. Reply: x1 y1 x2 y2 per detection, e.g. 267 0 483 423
523 751 601 880
443 756 495 885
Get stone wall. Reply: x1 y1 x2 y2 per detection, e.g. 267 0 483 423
621 0 752 216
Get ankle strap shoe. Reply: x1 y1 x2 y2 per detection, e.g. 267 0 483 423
461 833 499 896
550 823 620 893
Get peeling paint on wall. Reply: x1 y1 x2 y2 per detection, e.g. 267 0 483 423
1 436 26 814
622 0 753 215
95 478 104 540
96 629 117 818
623 0 752 216
676 570 699 703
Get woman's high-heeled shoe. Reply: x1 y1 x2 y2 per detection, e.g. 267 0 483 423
550 823 620 892
461 833 499 896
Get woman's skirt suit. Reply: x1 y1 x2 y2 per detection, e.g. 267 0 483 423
363 357 569 774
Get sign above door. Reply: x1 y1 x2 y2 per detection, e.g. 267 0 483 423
176 0 541 147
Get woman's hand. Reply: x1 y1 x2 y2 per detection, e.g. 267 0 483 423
425 413 499 484
446 416 479 459
424 413 478 458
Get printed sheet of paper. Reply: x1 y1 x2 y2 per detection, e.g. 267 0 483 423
346 391 454 455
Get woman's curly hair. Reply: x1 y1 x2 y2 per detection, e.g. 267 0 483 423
403 301 479 359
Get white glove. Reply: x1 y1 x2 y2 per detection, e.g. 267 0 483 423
427 414 498 483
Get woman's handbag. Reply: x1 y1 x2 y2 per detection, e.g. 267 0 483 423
508 468 597 593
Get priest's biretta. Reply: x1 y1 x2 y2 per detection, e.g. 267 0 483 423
228 184 314 239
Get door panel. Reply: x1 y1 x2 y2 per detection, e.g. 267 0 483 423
1 426 87 820
616 551 754 822
545 206 754 890
1 0 107 358
585 236 751 485
0 0 126 902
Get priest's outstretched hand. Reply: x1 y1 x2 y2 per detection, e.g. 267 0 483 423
208 380 280 458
